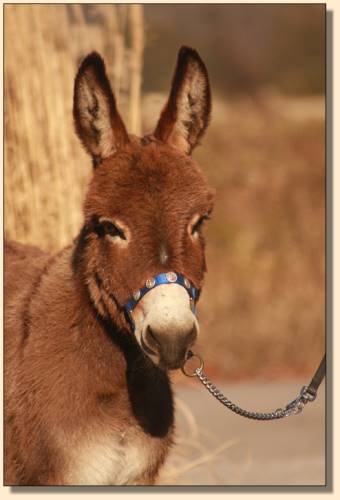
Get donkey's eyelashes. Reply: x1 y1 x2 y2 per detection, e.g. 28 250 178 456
190 213 210 236
102 221 126 240
94 217 127 240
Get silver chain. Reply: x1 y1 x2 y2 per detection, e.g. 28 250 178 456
195 368 317 420
182 353 317 421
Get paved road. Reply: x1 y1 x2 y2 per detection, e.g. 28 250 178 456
159 380 326 486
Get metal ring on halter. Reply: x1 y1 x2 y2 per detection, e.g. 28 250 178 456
181 351 204 377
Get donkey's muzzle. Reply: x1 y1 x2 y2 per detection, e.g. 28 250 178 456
145 323 198 370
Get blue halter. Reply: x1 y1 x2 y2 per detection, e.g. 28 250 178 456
124 272 200 326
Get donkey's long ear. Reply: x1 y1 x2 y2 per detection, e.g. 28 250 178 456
154 46 211 155
73 52 129 165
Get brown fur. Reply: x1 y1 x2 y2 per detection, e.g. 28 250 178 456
4 46 214 485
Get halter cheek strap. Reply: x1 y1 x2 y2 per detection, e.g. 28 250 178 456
124 272 200 329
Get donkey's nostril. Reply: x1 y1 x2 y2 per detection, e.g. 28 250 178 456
146 322 197 352
143 322 198 370
146 325 162 349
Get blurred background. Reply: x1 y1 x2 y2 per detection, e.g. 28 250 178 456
4 4 325 485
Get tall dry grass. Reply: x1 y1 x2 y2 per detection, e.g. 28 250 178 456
4 4 144 250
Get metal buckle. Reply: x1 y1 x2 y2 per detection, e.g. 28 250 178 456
301 385 317 402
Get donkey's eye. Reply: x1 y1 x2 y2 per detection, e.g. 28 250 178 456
191 213 210 235
100 220 126 240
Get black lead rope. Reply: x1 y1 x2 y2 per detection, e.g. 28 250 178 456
181 352 326 421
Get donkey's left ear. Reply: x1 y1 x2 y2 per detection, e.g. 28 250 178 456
154 46 211 155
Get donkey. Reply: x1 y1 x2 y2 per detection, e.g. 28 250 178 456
4 46 214 485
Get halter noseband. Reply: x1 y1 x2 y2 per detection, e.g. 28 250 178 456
124 272 200 329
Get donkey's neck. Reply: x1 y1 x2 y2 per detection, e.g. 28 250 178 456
97 314 174 438
87 313 174 439
38 245 174 438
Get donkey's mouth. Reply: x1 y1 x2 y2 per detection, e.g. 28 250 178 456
159 358 184 371
140 331 187 371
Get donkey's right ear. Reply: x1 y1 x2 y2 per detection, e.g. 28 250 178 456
73 52 129 165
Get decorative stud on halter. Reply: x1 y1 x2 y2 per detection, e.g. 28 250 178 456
124 272 200 331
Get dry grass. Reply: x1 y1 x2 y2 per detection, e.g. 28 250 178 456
159 395 239 485
4 5 324 379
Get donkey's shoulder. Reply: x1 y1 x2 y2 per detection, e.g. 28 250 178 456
5 239 49 259
4 239 51 299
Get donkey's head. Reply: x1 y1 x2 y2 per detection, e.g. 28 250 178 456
73 47 214 370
